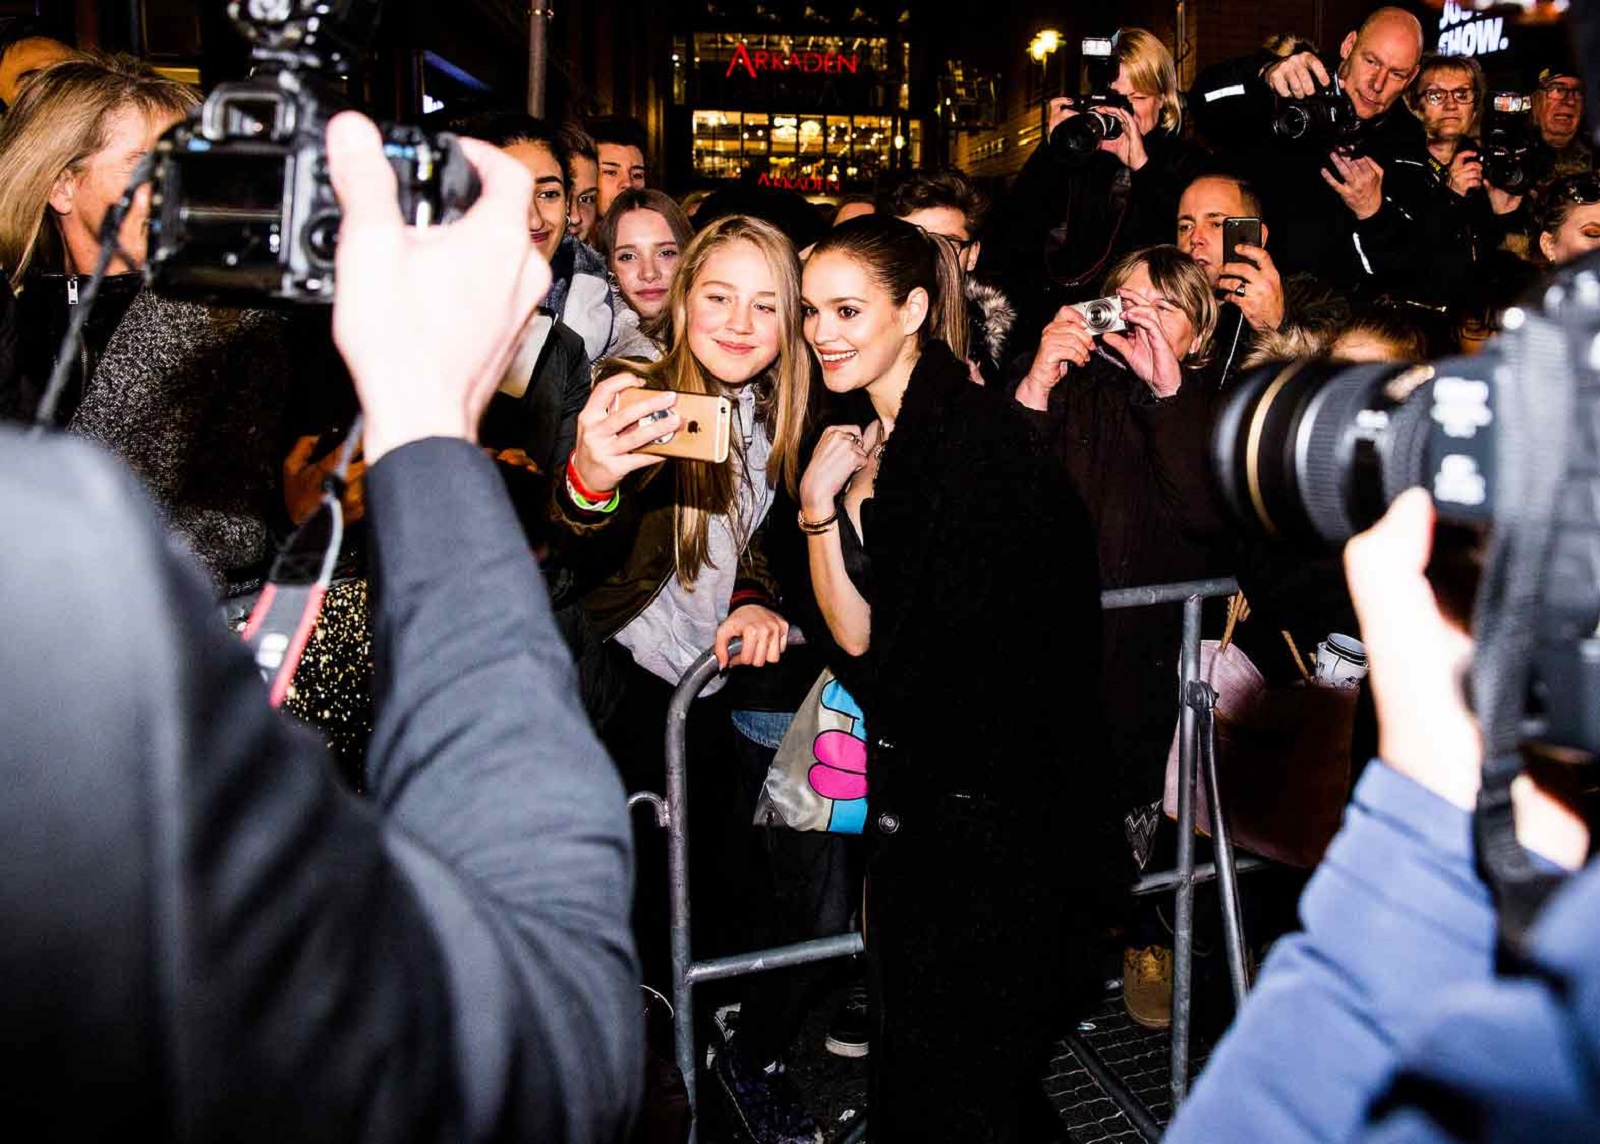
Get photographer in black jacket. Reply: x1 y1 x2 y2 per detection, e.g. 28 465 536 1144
986 28 1202 340
1192 7 1430 298
0 112 641 1141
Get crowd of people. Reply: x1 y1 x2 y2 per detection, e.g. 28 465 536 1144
2 5 1600 1143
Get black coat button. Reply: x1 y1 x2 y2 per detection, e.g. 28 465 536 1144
876 812 900 835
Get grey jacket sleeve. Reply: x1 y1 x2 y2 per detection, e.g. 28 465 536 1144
0 429 639 1142
365 437 642 1144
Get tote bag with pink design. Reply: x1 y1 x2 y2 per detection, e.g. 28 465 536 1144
753 668 868 834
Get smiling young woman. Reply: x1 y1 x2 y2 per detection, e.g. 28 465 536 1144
795 215 1117 1142
553 211 810 739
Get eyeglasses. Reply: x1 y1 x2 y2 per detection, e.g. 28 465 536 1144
1542 83 1585 103
1419 87 1476 107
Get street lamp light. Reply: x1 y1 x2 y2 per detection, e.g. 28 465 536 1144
1028 29 1062 134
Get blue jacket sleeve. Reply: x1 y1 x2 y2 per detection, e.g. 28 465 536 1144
1163 763 1498 1144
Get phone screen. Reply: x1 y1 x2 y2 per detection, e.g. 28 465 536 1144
1222 217 1263 269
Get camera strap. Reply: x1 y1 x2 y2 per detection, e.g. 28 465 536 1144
1469 307 1573 962
240 416 361 708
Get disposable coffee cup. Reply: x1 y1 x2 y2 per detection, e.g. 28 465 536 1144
1315 634 1367 686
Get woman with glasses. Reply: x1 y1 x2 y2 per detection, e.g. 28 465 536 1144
1405 54 1485 190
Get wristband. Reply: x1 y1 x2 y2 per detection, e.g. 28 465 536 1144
566 452 617 504
567 476 620 514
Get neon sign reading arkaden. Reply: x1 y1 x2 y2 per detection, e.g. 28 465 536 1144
726 42 861 79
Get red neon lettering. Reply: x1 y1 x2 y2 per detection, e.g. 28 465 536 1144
725 41 758 79
726 45 861 80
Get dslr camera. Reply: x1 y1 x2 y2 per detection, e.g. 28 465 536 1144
1069 295 1127 335
145 0 480 304
1049 36 1135 161
1211 252 1600 760
1463 92 1549 194
1208 251 1600 939
1272 85 1365 151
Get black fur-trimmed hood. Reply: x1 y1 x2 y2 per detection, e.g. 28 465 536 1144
965 277 1017 376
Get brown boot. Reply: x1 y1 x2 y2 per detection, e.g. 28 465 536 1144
1122 945 1173 1030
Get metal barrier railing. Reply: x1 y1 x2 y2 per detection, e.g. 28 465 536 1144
658 576 1252 1142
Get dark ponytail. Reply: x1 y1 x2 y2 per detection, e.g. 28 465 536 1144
810 215 968 361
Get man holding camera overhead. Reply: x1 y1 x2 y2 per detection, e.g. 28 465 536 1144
1192 7 1433 298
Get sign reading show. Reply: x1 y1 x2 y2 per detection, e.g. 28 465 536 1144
726 42 861 79
1437 0 1512 58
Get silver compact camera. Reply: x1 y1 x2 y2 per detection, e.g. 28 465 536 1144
1070 295 1126 335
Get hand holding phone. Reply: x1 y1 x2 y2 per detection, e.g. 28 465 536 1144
571 375 680 493
613 385 733 463
1222 217 1263 270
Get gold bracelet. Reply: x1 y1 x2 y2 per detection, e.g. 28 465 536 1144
798 508 838 535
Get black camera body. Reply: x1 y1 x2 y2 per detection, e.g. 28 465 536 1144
1210 256 1600 759
1272 87 1365 150
1050 91 1135 160
144 0 480 305
1463 92 1549 194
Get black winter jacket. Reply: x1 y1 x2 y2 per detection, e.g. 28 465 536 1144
986 128 1203 337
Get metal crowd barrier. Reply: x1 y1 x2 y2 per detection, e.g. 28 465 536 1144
656 576 1254 1142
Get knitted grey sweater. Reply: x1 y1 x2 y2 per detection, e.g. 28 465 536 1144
68 289 290 592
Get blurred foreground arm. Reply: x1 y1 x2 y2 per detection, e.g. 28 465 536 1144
1164 490 1600 1144
329 111 642 1140
0 113 638 1140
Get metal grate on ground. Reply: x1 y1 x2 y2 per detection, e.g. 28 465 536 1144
700 987 1210 1143
1047 997 1214 1143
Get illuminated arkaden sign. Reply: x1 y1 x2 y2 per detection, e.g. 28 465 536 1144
726 42 861 79
1437 0 1511 58
757 172 842 193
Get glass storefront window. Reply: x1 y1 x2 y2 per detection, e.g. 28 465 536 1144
771 114 799 152
690 108 914 189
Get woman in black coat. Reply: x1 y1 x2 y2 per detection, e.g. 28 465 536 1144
796 215 1127 1141
1012 244 1222 830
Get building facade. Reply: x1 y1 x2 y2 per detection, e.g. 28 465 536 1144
666 22 923 198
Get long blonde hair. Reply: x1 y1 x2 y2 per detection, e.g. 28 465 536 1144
0 53 197 289
1114 28 1183 137
603 214 811 586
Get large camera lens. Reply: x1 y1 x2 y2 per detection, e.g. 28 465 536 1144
1050 111 1113 158
1482 146 1530 192
1209 359 1442 544
1272 104 1313 141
